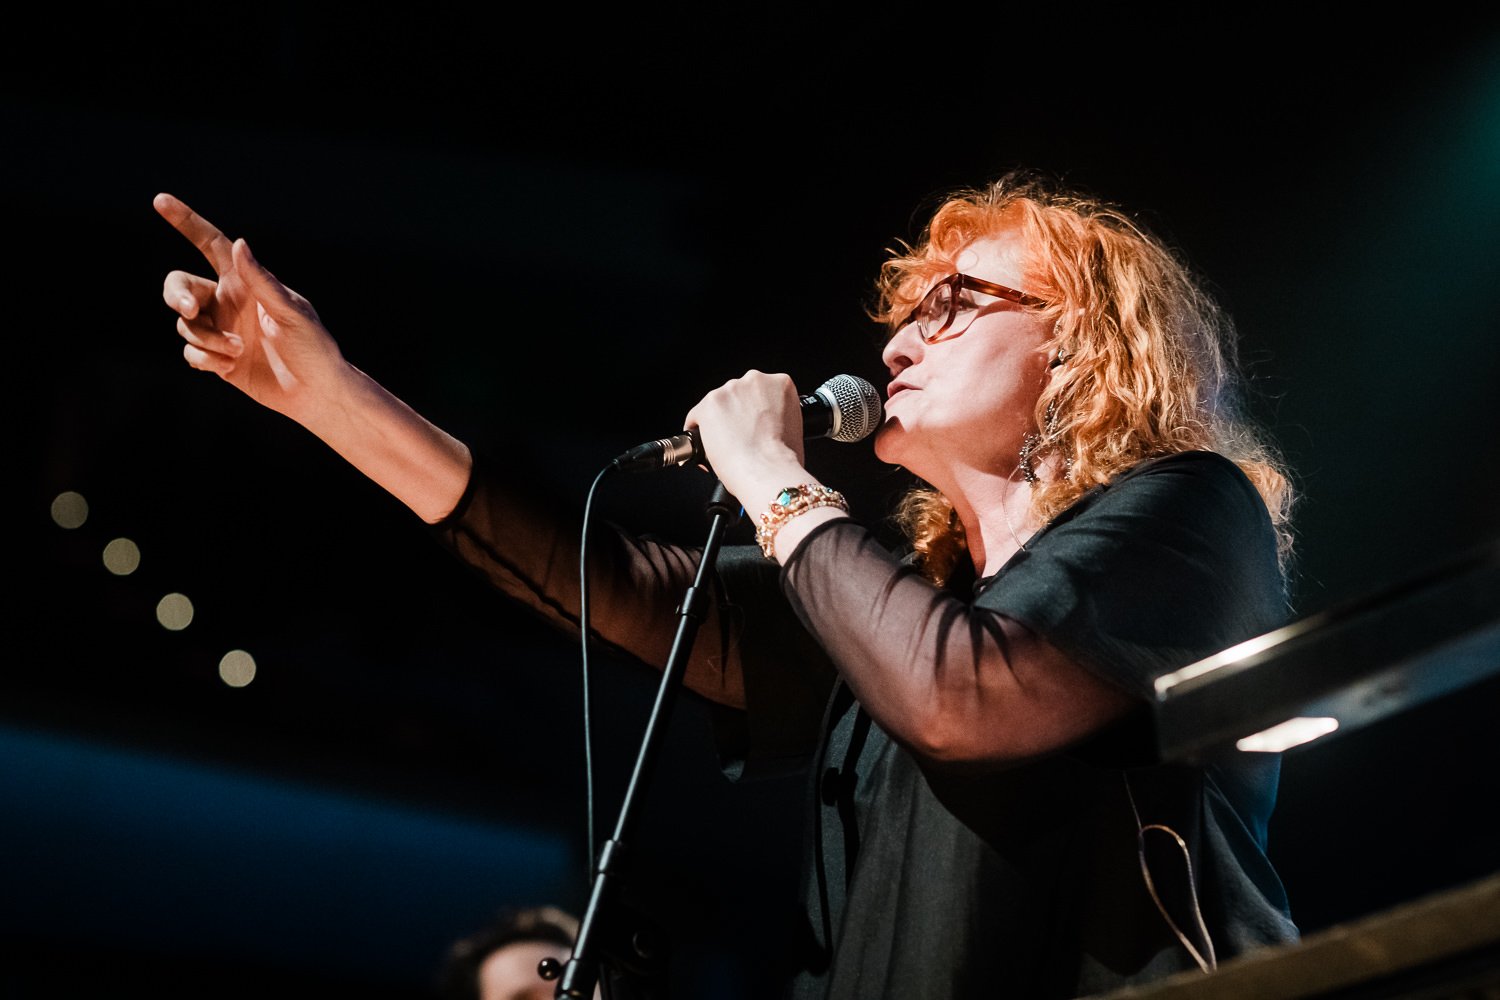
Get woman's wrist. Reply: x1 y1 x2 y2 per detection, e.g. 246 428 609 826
744 478 851 563
279 355 347 427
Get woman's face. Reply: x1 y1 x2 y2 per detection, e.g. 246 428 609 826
874 230 1055 483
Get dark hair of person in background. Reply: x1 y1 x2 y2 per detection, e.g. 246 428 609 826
435 905 579 1000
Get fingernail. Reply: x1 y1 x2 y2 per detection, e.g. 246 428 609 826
180 297 194 313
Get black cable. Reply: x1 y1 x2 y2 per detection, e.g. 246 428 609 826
579 463 614 884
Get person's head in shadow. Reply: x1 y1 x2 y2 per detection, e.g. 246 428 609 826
437 905 579 1000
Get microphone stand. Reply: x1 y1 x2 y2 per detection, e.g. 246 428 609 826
551 478 743 1000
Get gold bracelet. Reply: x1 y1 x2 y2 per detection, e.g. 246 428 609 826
755 483 849 558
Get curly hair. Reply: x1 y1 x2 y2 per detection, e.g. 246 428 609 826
875 169 1294 586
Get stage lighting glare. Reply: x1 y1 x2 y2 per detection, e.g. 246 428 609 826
219 649 256 687
1236 717 1339 753
50 491 89 529
102 537 142 576
156 592 194 631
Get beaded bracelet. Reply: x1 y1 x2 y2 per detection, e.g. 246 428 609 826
755 483 849 559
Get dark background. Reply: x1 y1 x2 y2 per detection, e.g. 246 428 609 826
7 10 1500 999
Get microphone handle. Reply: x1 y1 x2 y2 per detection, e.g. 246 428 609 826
612 395 836 473
800 392 834 438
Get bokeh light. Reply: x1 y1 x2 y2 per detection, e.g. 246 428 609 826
102 538 142 576
50 491 88 529
219 649 257 688
156 593 194 631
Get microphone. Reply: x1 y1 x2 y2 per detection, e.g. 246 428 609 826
611 374 884 473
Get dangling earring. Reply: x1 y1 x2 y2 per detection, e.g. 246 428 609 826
1019 399 1071 484
1019 400 1058 484
1019 431 1041 485
1026 323 1073 481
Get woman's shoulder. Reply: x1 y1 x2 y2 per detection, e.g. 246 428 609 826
1100 449 1262 507
1047 449 1270 539
1112 448 1250 485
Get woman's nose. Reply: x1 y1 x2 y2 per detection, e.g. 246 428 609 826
882 321 924 375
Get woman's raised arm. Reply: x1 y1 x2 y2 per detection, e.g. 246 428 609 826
155 192 471 523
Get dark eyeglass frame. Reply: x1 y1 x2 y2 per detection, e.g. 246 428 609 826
899 273 1048 343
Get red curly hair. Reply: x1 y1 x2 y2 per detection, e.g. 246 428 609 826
875 170 1294 586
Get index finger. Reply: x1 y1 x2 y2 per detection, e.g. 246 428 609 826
153 192 235 276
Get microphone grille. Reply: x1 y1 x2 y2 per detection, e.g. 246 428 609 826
818 374 884 443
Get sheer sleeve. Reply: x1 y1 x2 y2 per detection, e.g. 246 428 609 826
777 451 1286 767
427 452 839 772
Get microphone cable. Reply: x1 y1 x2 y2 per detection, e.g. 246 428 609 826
578 462 614 884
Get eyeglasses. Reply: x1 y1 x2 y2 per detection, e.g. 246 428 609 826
898 273 1047 343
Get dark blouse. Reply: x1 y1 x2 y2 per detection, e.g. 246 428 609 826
432 449 1299 999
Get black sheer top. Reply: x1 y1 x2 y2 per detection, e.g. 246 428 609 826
431 449 1300 999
